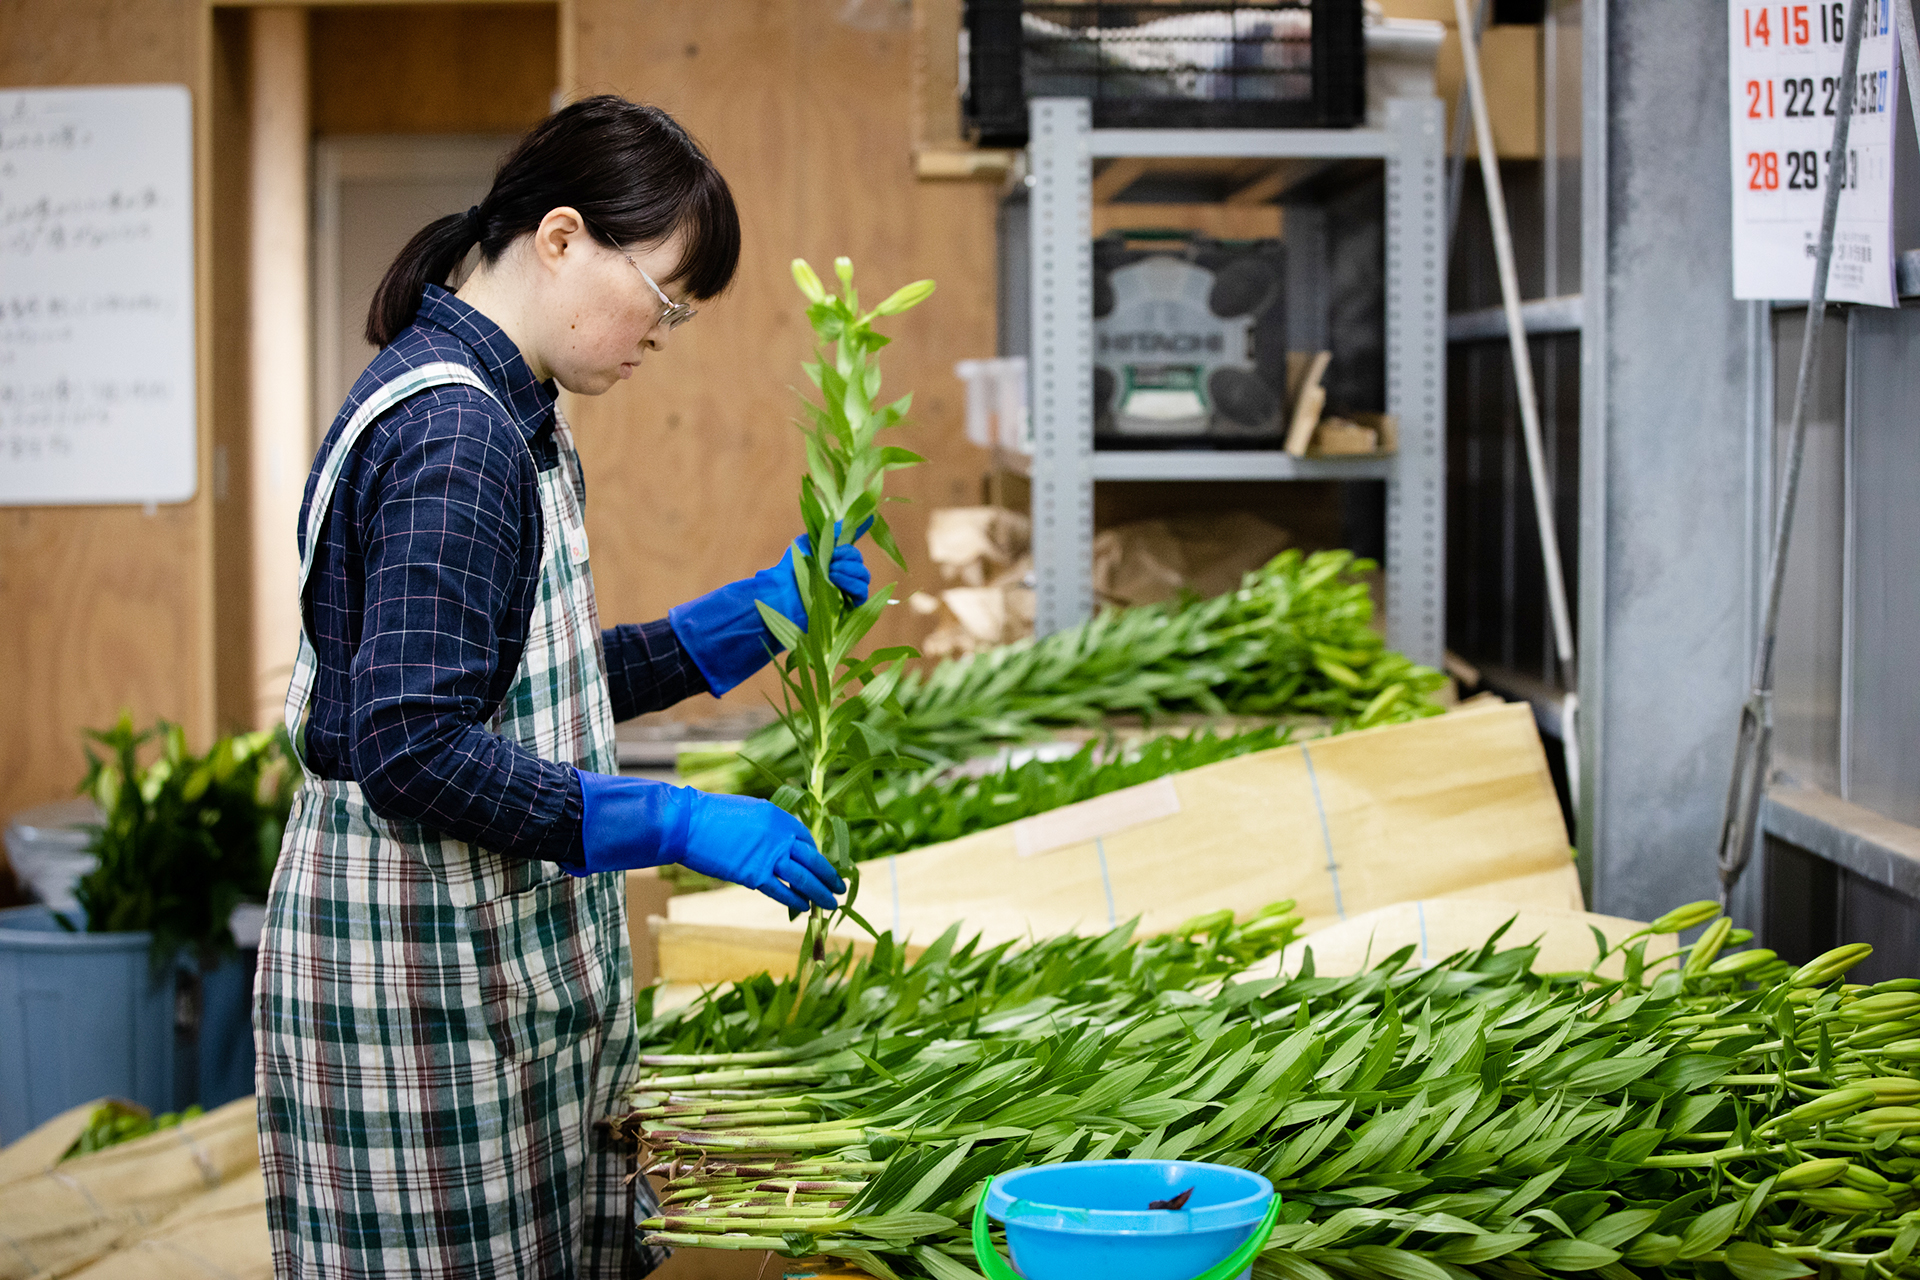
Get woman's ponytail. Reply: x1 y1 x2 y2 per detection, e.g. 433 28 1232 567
364 209 489 348
361 96 739 350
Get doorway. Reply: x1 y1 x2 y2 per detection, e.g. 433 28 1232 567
313 134 516 431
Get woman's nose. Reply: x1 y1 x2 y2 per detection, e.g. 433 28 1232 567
644 322 669 352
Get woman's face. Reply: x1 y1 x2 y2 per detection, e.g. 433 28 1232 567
534 216 692 396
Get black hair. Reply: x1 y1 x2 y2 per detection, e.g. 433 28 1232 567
366 95 741 347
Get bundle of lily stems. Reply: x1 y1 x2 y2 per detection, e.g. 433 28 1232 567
622 904 1920 1280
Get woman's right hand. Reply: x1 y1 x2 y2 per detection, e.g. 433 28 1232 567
676 791 845 912
575 771 845 911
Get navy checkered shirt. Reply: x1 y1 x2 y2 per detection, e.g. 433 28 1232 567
297 285 710 862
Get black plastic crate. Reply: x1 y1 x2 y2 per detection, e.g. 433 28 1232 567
964 0 1366 146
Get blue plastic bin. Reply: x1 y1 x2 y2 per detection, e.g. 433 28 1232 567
0 905 176 1141
979 1160 1277 1280
192 950 257 1109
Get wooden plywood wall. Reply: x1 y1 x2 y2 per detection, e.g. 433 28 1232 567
568 0 1000 722
310 3 558 135
0 0 216 836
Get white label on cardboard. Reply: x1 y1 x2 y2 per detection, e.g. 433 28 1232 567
1729 0 1899 305
1013 776 1182 859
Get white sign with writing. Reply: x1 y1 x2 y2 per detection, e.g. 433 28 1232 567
1729 0 1899 306
0 85 196 505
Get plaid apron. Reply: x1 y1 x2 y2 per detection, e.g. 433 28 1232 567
256 362 667 1279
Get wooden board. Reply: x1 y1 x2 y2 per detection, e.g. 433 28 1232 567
309 4 558 136
662 704 1581 983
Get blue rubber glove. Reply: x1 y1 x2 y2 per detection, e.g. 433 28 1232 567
573 769 846 912
668 526 872 696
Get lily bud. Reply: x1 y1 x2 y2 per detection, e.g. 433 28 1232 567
1769 1085 1877 1129
1706 948 1778 977
1838 992 1920 1024
1856 1078 1920 1106
791 259 828 304
1790 942 1875 987
1796 1186 1895 1213
872 279 936 317
1841 1105 1920 1136
1839 1164 1894 1193
1648 901 1722 935
1772 1158 1850 1189
1684 917 1734 976
1176 908 1234 937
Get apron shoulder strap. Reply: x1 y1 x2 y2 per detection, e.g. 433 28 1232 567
283 360 505 770
295 361 504 591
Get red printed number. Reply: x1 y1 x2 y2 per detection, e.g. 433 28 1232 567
1748 151 1781 190
1787 5 1811 43
1749 6 1772 44
1747 79 1777 117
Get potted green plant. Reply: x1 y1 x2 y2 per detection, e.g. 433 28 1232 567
0 715 292 1140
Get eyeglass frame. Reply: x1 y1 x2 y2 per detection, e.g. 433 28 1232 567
579 213 698 330
622 254 697 331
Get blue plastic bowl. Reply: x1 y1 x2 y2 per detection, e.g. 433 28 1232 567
984 1160 1275 1280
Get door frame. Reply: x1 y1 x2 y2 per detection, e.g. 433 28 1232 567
311 134 517 444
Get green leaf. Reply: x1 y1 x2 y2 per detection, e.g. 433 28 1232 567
892 1143 973 1215
914 1245 987 1280
836 1249 904 1280
1562 1057 1658 1094
878 445 926 470
1674 1201 1741 1260
1620 1233 1681 1267
845 1211 956 1241
1255 1254 1340 1280
1433 1233 1539 1264
1577 1210 1659 1250
1722 1242 1816 1280
1527 1239 1622 1272
867 513 908 571
755 600 807 652
1344 1246 1455 1280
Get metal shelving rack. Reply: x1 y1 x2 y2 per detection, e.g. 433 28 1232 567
1025 96 1447 668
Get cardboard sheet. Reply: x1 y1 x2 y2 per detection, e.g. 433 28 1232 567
0 1097 256 1280
663 704 1581 983
1240 899 1675 982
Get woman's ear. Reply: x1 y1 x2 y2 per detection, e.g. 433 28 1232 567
531 206 590 275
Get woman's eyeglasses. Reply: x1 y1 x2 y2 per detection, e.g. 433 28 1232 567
577 213 698 330
620 252 697 330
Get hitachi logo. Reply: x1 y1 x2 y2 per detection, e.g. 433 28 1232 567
1098 332 1225 354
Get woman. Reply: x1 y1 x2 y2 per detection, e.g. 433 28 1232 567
256 96 856 1279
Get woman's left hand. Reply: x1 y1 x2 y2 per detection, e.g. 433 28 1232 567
666 521 874 696
758 520 871 627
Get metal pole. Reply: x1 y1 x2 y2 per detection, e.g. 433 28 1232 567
1445 0 1492 255
1896 0 1920 139
1715 0 1868 902
1450 0 1582 808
